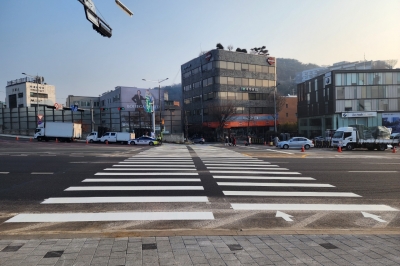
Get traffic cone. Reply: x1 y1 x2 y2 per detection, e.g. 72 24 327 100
338 146 342 152
264 141 266 146
86 139 88 144
29 138 32 142
106 140 108 145
56 138 58 143
16 136 19 140
301 145 305 152
392 146 396 153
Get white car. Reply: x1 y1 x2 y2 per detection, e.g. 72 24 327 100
277 137 314 149
128 136 159 146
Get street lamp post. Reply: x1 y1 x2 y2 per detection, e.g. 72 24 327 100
22 73 43 123
272 83 280 137
142 78 168 135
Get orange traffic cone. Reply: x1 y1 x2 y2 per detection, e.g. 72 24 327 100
393 146 396 153
56 138 58 143
301 145 305 152
16 136 19 140
338 146 342 152
86 139 88 144
106 140 109 145
29 138 32 142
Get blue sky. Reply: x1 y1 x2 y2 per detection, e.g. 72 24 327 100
1 0 399 104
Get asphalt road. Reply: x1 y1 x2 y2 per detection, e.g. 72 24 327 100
0 136 399 237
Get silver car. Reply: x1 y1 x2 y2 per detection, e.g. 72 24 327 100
277 137 314 150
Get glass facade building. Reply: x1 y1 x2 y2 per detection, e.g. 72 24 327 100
297 69 400 138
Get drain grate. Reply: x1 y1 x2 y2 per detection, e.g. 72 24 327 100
142 243 157 250
44 251 64 258
1 245 23 252
320 243 338 249
227 244 243 251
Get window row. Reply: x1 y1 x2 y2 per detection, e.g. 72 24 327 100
183 77 276 91
187 107 273 116
336 85 400 100
336 99 400 112
335 72 400 86
182 60 275 79
30 92 48 99
184 92 272 103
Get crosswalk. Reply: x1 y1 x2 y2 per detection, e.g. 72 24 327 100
5 144 398 224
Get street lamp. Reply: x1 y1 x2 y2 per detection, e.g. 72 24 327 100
22 73 43 122
272 83 280 137
142 78 168 135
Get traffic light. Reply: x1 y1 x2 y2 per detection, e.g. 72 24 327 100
117 107 125 111
101 108 108 111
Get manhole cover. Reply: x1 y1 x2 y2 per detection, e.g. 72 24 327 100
1 245 23 252
227 244 243 251
44 251 64 258
320 243 338 249
142 243 157 250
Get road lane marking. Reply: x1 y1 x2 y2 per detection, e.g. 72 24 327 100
95 173 198 176
104 168 196 171
231 204 398 211
113 165 195 168
217 182 334 187
276 211 293 221
224 191 361 197
119 162 194 164
5 212 215 222
362 212 387 222
65 186 204 191
205 164 274 166
266 149 294 154
214 176 315 180
31 172 54 175
0 172 10 174
211 171 300 174
42 196 209 204
207 167 286 170
82 178 201 182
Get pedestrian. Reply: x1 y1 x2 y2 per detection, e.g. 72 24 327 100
225 136 229 146
232 136 236 146
247 135 251 146
229 136 232 146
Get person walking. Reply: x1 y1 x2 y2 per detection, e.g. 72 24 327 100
225 136 229 146
232 136 236 146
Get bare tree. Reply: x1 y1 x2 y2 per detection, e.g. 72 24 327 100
227 45 233 51
206 100 236 140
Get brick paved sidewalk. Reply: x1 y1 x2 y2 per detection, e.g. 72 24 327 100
0 235 399 266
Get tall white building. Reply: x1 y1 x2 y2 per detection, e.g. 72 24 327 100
6 77 56 108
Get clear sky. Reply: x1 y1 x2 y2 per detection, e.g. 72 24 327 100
1 0 399 104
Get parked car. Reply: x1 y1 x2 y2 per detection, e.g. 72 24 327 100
128 136 159 146
190 137 205 144
277 137 314 150
314 136 324 141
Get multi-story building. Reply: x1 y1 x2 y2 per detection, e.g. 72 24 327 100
278 95 298 125
181 49 277 139
297 69 400 138
5 77 56 108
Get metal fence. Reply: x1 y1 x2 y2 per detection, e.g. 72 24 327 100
0 107 157 137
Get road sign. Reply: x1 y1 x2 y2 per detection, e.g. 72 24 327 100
267 57 275 65
37 115 43 120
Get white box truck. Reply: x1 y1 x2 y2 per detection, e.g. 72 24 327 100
331 126 399 151
34 122 82 142
99 132 135 144
86 131 102 143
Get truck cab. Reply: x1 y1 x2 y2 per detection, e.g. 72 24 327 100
86 131 101 143
100 132 117 143
331 127 357 149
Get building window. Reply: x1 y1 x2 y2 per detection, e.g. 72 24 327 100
241 64 248 71
227 77 234 85
286 104 288 108
18 92 23 98
336 87 345 99
227 62 235 70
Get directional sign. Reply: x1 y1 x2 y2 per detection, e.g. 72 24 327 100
267 57 275 65
37 114 43 120
362 212 386 223
276 211 293 222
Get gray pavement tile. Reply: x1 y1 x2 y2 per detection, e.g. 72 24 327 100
191 256 208 264
110 251 126 257
79 248 97 255
61 252 79 260
203 252 221 259
262 254 283 262
75 254 94 262
128 237 142 243
158 251 174 259
200 247 216 253
207 258 226 266
159 258 179 266
38 257 60 265
188 250 205 257
246 251 265 258
143 250 157 256
1 260 25 266
172 249 189 255
90 256 109 264
108 257 126 266
224 260 243 266
182 236 195 240
219 253 237 261
143 255 159 263
215 247 232 254
111 246 127 252
142 263 160 266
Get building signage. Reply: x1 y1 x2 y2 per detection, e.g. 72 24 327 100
324 72 331 87
205 52 212 62
341 112 377 118
240 87 259 92
267 57 275 65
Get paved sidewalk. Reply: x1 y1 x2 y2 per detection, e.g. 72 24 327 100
0 235 399 266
